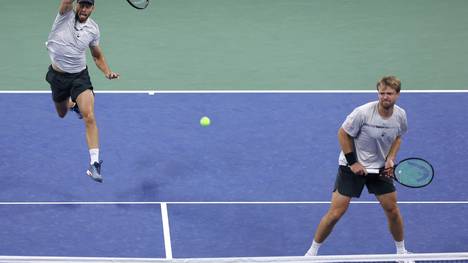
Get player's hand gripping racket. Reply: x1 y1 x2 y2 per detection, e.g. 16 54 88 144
367 158 434 188
126 0 149 9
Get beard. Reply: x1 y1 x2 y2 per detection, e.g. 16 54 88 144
380 100 395 110
75 12 88 23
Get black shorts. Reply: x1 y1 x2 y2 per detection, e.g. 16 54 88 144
333 165 395 198
45 65 93 103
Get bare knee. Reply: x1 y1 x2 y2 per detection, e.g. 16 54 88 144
326 207 347 224
384 205 401 221
55 102 68 118
325 192 351 224
57 111 67 118
82 112 96 125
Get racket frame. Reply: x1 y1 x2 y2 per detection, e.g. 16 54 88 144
126 0 149 9
366 157 434 188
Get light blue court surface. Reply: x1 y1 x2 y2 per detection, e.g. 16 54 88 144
0 92 467 258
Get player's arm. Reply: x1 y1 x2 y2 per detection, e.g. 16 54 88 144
90 45 120 79
338 127 367 175
59 0 74 15
383 135 402 176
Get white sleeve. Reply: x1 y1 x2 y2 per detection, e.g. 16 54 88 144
56 10 74 23
341 107 365 137
89 26 100 47
399 110 408 136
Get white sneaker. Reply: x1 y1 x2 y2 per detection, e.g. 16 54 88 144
397 250 415 263
304 248 316 257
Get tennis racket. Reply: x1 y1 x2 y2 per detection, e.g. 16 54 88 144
126 0 149 9
367 158 434 188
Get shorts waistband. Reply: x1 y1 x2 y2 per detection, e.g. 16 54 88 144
49 65 88 76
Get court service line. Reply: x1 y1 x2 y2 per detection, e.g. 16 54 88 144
0 201 467 205
160 203 173 260
1 252 468 263
1 90 467 94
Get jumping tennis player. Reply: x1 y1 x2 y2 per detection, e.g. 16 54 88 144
45 0 119 182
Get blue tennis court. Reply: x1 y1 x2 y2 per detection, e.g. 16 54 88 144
0 92 467 259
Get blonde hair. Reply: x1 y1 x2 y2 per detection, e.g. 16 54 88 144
376 76 401 93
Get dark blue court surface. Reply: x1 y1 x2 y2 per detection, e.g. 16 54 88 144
0 92 467 258
0 204 165 257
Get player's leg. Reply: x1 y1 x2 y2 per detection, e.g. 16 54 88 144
305 191 351 256
367 176 410 254
315 191 351 242
71 66 102 183
46 65 73 118
69 99 83 119
376 191 413 259
76 89 98 149
377 192 414 263
369 177 410 256
53 98 77 118
54 100 70 118
306 166 363 256
377 192 404 241
75 89 103 183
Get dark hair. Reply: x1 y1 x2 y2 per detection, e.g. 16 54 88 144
376 76 401 93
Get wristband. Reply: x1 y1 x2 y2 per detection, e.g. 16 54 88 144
345 152 357 165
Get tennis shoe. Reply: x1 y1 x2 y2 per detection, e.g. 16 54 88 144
87 161 103 183
397 250 415 263
304 249 315 257
304 246 319 257
70 103 83 119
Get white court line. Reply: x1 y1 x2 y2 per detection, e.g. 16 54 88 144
0 201 467 205
2 201 466 260
160 203 173 259
0 90 467 94
1 252 468 263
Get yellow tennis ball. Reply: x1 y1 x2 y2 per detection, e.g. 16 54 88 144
200 116 211 127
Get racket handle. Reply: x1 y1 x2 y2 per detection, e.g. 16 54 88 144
366 168 380 174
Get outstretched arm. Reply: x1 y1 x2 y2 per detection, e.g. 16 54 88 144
59 0 74 15
90 45 120 80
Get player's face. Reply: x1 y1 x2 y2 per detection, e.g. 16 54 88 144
76 3 94 22
378 85 399 110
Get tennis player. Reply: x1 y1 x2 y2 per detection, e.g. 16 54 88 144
45 0 119 182
305 76 412 259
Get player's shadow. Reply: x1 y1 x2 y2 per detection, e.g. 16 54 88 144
114 156 194 203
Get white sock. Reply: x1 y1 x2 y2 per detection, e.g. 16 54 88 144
395 240 407 254
89 148 99 165
305 240 322 256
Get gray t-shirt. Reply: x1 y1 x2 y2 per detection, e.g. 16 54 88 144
46 10 100 73
338 101 408 169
